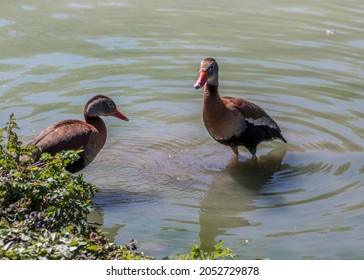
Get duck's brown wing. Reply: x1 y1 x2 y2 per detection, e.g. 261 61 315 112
28 120 94 161
222 96 286 142
222 96 276 126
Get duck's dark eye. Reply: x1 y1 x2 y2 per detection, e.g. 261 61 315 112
208 64 215 71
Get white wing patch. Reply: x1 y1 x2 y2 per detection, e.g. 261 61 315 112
246 116 278 129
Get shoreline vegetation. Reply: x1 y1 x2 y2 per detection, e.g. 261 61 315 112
0 114 235 260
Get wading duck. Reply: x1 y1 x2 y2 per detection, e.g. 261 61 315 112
28 95 129 173
194 57 286 160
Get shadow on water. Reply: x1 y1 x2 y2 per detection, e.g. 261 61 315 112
88 206 124 243
199 146 287 251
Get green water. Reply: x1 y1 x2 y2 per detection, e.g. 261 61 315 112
1 0 363 259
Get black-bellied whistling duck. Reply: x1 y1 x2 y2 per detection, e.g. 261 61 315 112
28 95 128 173
194 58 286 160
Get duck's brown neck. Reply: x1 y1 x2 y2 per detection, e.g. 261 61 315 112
84 116 107 147
203 83 227 118
204 83 219 97
203 84 224 106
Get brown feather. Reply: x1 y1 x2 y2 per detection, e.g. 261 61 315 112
29 120 94 157
222 96 281 130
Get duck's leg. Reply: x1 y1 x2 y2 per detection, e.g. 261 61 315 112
248 147 257 161
231 145 239 158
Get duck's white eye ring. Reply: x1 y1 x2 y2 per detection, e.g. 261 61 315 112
208 64 215 71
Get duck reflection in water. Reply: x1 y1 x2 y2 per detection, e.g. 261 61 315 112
199 146 287 252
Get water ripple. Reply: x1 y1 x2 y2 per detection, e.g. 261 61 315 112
1 0 364 259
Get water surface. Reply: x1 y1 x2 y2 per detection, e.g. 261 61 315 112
1 0 363 259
